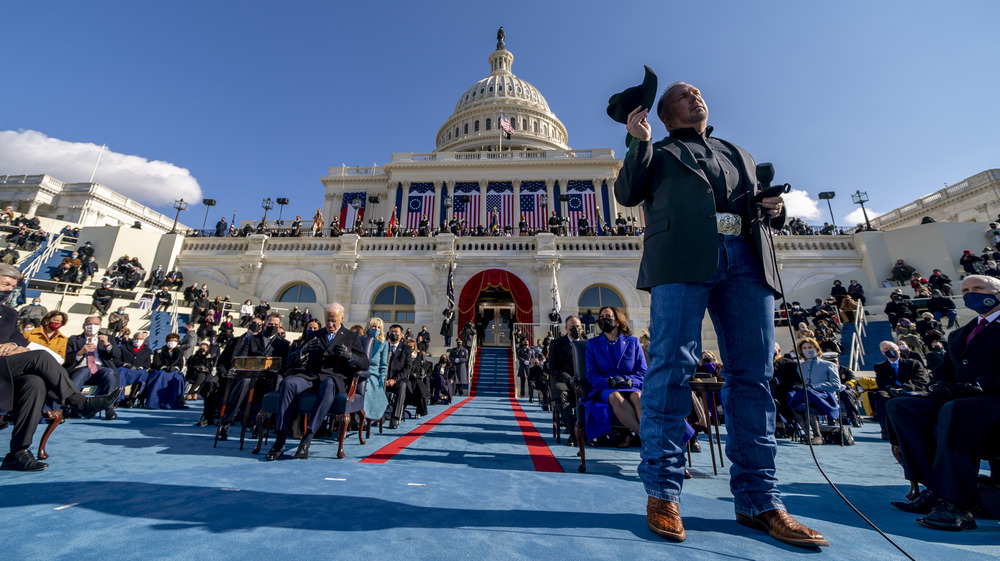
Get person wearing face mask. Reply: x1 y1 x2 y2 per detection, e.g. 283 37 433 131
108 307 129 338
185 340 218 401
363 317 390 421
786 339 840 446
0 243 20 265
383 324 415 430
927 290 957 329
871 341 929 440
546 316 585 444
894 319 925 356
25 311 69 360
139 333 187 409
924 342 948 374
830 280 847 307
846 279 866 306
429 353 453 405
788 302 809 328
63 316 122 420
215 313 289 440
448 339 469 397
886 275 1000 531
90 282 115 317
151 286 173 312
17 297 47 329
884 293 914 329
266 302 369 460
583 306 646 448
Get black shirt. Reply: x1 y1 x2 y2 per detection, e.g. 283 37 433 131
668 126 749 221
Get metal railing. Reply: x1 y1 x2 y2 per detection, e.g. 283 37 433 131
21 232 66 284
848 301 868 372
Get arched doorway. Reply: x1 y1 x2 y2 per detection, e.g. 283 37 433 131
458 269 532 347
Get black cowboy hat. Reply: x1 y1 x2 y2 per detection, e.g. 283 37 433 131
607 65 657 148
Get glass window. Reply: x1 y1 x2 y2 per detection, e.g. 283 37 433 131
278 283 317 303
464 123 469 134
474 121 480 132
371 284 415 323
486 118 492 131
578 285 625 309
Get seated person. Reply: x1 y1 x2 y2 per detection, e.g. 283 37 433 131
546 316 584 442
164 267 183 290
927 269 953 296
60 252 82 270
839 294 859 324
186 339 218 400
151 287 172 312
0 243 19 265
527 357 547 405
63 316 122 420
887 274 1000 531
265 302 369 461
25 311 69 360
787 339 840 445
0 264 119 471
884 293 914 329
910 272 928 296
216 314 289 439
583 306 645 447
429 353 452 405
384 324 415 429
836 362 863 428
17 298 47 329
362 318 390 421
792 322 814 342
847 280 866 305
871 340 929 440
914 312 944 348
927 290 957 329
144 333 186 409
402 338 430 420
90 282 115 316
49 262 78 284
895 318 925 354
694 351 722 378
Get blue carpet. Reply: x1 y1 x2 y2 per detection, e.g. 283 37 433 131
2 393 997 560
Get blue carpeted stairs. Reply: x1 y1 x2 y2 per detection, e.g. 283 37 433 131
148 311 191 349
34 247 72 278
840 320 894 368
474 347 512 396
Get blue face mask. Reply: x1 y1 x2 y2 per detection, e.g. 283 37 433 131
367 328 379 338
964 291 1000 314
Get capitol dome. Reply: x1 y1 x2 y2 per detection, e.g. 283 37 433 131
435 33 570 152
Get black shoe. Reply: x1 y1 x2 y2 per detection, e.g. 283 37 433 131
104 408 118 421
689 438 702 453
294 442 310 460
77 388 123 419
1 449 48 472
389 419 399 430
195 417 211 427
880 430 890 441
892 489 937 514
265 441 284 461
917 500 977 531
217 424 229 441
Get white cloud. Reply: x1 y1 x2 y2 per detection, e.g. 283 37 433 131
844 207 882 226
782 189 822 222
0 130 202 206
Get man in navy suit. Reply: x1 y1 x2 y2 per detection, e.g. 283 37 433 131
888 275 1000 531
871 341 929 439
384 324 414 429
265 303 369 460
64 316 122 420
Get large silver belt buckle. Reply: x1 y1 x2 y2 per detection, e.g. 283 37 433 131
716 212 741 236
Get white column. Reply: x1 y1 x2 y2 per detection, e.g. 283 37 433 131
479 180 488 228
400 181 410 230
545 179 555 225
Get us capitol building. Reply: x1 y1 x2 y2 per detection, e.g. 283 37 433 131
173 31 999 346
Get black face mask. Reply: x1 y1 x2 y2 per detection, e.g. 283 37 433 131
248 323 262 333
387 332 400 343
885 349 899 359
263 325 277 337
598 318 616 333
0 290 12 304
568 327 582 339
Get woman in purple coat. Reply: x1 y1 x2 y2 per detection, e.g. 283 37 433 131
584 306 646 445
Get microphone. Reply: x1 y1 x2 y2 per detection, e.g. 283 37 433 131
756 163 775 189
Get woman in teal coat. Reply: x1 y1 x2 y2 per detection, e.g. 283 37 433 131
364 317 390 421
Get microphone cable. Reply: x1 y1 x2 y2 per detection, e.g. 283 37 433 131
756 180 917 561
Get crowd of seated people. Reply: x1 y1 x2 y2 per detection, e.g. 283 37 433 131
882 274 1000 533
776 217 851 236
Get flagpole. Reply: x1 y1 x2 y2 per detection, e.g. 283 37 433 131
89 144 106 183
498 112 502 152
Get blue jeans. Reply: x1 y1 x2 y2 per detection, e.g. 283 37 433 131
639 235 784 516
932 310 957 329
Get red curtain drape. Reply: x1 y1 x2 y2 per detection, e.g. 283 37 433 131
457 269 533 330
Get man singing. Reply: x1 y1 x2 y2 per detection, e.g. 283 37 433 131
614 81 827 547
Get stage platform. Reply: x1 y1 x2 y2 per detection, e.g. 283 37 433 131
1 378 997 560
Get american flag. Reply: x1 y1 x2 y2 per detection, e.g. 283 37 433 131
500 112 514 139
485 182 513 232
519 181 546 233
566 180 598 236
406 183 435 229
340 192 366 227
453 182 480 228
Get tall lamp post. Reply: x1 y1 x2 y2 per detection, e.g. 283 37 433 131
201 198 216 236
170 198 187 234
818 191 836 230
443 195 453 228
275 197 290 225
851 190 873 231
261 197 274 227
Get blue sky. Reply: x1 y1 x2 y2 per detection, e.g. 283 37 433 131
1 1 997 228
